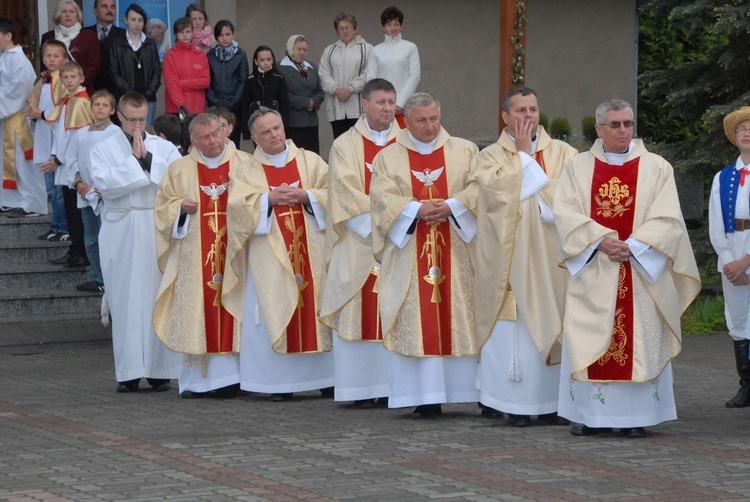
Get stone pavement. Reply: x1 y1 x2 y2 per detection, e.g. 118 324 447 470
1 328 749 501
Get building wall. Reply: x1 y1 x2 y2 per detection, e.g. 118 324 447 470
525 0 638 139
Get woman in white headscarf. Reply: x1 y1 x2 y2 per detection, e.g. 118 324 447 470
41 0 101 91
277 34 325 154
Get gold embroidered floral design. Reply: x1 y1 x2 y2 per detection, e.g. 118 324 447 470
595 177 633 218
617 263 628 300
597 307 628 367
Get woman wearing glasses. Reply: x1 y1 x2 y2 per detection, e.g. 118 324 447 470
318 12 372 139
278 34 325 154
109 3 161 125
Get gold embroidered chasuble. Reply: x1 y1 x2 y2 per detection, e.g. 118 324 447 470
153 143 249 354
553 139 700 382
319 116 400 340
222 140 332 354
472 126 578 363
371 128 480 357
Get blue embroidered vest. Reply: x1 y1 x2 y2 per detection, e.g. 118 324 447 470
720 163 741 233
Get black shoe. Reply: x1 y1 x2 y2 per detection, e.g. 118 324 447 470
352 399 377 409
6 208 40 218
65 255 89 267
76 281 104 293
116 379 140 393
181 390 210 399
412 404 442 418
38 229 56 240
48 232 70 242
319 386 334 398
375 397 389 407
213 383 240 398
49 253 72 265
570 424 612 436
146 378 171 392
726 387 750 408
269 392 293 402
507 414 532 427
538 412 570 426
479 403 504 419
620 427 647 438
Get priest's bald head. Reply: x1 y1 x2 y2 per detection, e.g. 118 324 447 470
404 92 441 143
249 108 287 155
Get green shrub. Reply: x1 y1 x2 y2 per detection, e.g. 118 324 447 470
550 117 572 139
681 295 727 335
582 116 597 142
539 113 549 131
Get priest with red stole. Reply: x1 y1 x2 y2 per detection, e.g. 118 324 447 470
553 99 700 438
319 78 400 407
370 92 480 418
223 107 333 402
154 113 250 398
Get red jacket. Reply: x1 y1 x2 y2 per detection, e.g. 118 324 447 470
163 42 210 114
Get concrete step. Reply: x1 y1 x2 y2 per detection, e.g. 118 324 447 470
0 263 90 289
0 288 103 318
0 213 53 240
0 317 110 341
0 238 74 265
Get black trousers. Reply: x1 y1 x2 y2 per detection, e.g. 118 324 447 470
62 185 86 258
330 118 358 139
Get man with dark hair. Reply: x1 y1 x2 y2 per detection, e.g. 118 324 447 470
366 6 420 128
471 86 578 426
554 99 700 437
153 114 185 155
319 78 400 407
154 112 251 398
89 91 182 393
370 92 480 418
223 107 333 402
84 0 125 94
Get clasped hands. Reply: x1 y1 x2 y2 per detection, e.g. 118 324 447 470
597 237 631 263
723 257 750 286
418 201 451 226
268 185 309 207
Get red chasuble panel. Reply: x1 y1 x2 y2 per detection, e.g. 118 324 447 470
532 150 546 173
360 137 395 341
587 157 640 381
408 148 453 356
197 162 235 353
263 160 319 353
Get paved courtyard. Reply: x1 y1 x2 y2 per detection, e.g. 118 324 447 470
1 325 749 501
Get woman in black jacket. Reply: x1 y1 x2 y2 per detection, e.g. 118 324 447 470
241 45 290 140
207 20 248 148
109 3 161 125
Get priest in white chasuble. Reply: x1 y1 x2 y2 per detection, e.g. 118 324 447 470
154 113 250 398
370 92 480 418
92 92 182 393
553 99 700 438
319 78 400 408
472 87 578 427
223 107 333 402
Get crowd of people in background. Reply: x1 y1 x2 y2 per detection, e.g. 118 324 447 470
5 1 747 442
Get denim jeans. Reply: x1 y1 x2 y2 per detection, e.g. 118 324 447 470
80 206 103 283
44 172 68 233
147 101 156 126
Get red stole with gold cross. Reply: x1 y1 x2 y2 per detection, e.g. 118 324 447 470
263 159 319 353
197 162 235 353
587 157 639 380
408 147 453 356
360 137 395 341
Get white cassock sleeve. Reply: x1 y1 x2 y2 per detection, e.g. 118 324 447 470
388 200 421 248
344 212 372 239
90 135 150 200
537 195 554 224
565 237 605 279
444 197 476 242
172 213 191 239
626 238 668 284
304 189 326 231
517 151 550 201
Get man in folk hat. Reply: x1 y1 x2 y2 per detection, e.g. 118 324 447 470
709 106 750 408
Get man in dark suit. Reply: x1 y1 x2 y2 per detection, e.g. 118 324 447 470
84 0 125 95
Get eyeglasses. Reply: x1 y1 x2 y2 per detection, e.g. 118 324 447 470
121 115 147 124
337 25 353 32
599 120 634 129
736 128 750 135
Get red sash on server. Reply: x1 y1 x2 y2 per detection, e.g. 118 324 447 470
408 147 453 356
197 162 235 353
263 159 319 353
360 137 395 341
587 157 640 380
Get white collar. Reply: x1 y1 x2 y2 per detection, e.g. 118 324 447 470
384 33 403 44
507 132 539 155
408 133 438 155
261 145 289 167
199 144 228 168
602 141 635 166
364 118 393 146
126 30 146 50
736 155 749 170
280 55 313 71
